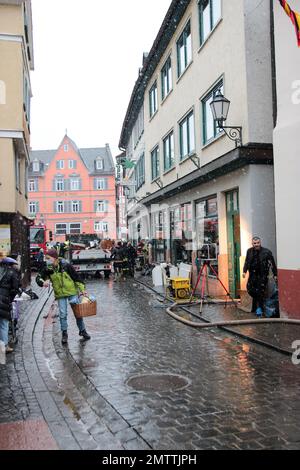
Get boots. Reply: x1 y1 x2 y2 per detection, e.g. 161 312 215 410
79 329 91 341
61 330 68 344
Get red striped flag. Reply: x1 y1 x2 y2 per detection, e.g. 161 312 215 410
279 0 300 46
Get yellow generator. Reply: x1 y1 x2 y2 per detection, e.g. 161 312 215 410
167 277 191 301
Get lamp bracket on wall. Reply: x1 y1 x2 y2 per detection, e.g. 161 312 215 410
189 155 201 169
154 178 163 189
217 123 243 148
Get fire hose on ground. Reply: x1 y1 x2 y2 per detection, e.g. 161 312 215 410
135 278 300 354
166 301 300 328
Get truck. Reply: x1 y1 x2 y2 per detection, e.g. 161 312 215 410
67 241 112 279
29 224 47 269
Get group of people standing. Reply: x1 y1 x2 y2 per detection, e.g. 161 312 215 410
110 241 138 281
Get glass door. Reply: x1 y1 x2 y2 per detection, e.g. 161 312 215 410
226 190 241 298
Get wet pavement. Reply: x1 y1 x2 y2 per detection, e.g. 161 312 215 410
141 278 300 354
1 276 300 450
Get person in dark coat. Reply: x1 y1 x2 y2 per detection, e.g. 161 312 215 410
0 258 20 353
111 242 125 281
36 248 45 271
125 242 137 277
243 237 277 317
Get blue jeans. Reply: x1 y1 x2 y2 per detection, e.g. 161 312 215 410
0 317 9 346
57 296 85 333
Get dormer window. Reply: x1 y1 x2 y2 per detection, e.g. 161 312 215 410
95 158 104 170
33 160 39 172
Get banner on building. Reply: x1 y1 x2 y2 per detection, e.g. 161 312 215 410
279 0 300 46
0 225 11 256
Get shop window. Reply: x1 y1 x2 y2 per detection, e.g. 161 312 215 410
170 204 193 264
195 196 219 275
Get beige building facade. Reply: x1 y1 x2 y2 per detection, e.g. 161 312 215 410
0 0 34 283
120 0 277 299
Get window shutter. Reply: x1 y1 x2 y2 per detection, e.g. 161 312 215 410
94 200 97 213
105 200 109 213
66 201 71 213
104 178 108 190
36 202 40 213
54 201 57 212
94 179 97 190
73 160 77 169
64 179 70 191
79 179 82 190
34 179 39 191
53 179 56 191
56 161 59 169
79 201 82 213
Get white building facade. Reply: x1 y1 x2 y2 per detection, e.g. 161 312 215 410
273 0 300 318
120 0 277 300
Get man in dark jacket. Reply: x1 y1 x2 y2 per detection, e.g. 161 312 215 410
125 242 137 277
36 249 91 345
0 258 20 353
111 242 125 281
243 237 277 316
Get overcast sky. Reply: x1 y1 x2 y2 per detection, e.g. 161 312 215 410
30 0 171 157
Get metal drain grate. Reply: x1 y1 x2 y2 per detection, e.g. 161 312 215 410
126 374 189 392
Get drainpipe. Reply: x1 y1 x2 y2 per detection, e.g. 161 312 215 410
270 0 277 128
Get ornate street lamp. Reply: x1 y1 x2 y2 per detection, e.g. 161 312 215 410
210 89 242 148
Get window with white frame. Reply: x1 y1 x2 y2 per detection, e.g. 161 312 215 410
15 151 20 190
198 0 221 46
94 221 108 232
149 81 158 118
32 160 39 172
25 163 28 197
96 178 105 190
69 223 81 234
202 81 223 144
177 21 192 77
23 73 31 123
96 200 105 212
163 132 175 171
179 111 195 159
70 179 80 190
55 223 67 235
133 107 144 147
57 160 64 170
94 221 101 232
29 201 38 214
161 57 172 100
151 146 160 181
72 201 80 213
64 144 68 152
134 154 145 191
96 158 104 170
56 201 64 213
28 179 36 192
55 179 64 191
68 160 76 169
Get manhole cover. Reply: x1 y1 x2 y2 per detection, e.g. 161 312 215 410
126 374 189 392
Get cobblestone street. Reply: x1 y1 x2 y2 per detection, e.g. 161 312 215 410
1 278 300 450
